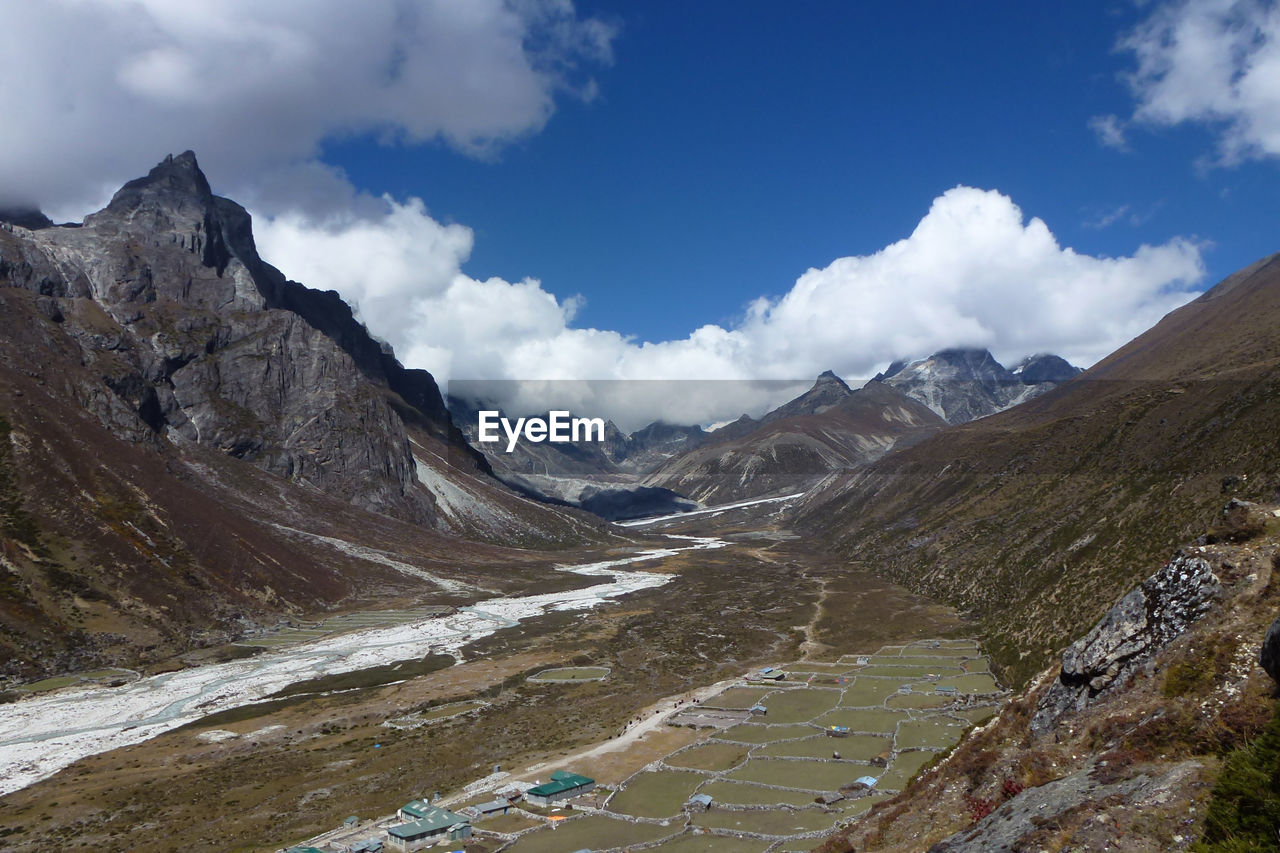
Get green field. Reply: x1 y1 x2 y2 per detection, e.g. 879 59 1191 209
647 833 770 852
955 705 998 724
526 665 611 682
665 742 751 771
857 664 942 678
839 678 904 707
697 780 820 807
608 769 706 818
758 734 891 762
814 708 908 734
703 686 778 709
934 672 1002 693
714 723 817 744
834 793 891 817
15 668 136 694
782 662 857 675
693 807 839 836
756 688 842 723
877 749 937 791
867 655 962 667
902 643 977 657
885 692 954 710
896 718 969 749
727 759 870 791
506 815 674 853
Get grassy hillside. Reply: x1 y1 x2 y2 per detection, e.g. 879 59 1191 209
794 253 1280 685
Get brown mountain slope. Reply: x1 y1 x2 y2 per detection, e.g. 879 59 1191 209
646 376 944 503
0 155 608 679
791 253 1280 685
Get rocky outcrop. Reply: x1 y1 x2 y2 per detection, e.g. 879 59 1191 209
881 347 1080 424
1032 551 1221 732
926 761 1202 852
0 152 458 523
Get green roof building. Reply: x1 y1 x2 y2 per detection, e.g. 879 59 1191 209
387 803 472 851
525 769 596 806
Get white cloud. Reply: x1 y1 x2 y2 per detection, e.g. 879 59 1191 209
253 186 1205 429
0 0 614 215
1089 114 1130 150
1119 0 1280 163
0 1 1210 430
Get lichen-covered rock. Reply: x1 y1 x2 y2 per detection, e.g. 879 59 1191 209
1032 551 1220 733
926 761 1202 852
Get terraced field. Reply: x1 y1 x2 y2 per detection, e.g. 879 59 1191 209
497 638 1004 851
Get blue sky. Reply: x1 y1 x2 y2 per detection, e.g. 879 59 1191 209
318 1 1278 344
4 1 1278 423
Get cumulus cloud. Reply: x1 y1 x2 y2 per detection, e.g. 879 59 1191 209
0 0 614 216
0 1 1210 429
1119 0 1280 163
253 186 1205 429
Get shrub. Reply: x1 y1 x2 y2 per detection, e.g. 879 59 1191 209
1194 700 1280 851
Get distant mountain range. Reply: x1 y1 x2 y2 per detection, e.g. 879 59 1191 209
449 349 1082 511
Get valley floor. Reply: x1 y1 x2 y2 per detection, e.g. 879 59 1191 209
0 506 970 852
290 639 1004 853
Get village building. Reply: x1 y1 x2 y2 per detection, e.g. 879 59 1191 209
386 803 472 851
463 799 513 818
749 703 768 716
525 770 596 807
685 793 714 812
825 725 850 738
760 667 786 681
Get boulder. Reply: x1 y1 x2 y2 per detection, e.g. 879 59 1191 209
1032 551 1220 733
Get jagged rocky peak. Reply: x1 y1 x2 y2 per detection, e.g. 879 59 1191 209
814 368 848 387
0 150 459 524
881 346 1080 424
761 369 854 423
27 150 270 312
104 150 214 211
1011 352 1083 384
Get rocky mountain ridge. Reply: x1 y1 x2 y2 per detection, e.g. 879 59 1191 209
0 152 606 677
643 375 946 504
878 347 1082 424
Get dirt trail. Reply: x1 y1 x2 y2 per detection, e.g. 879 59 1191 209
798 577 832 658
